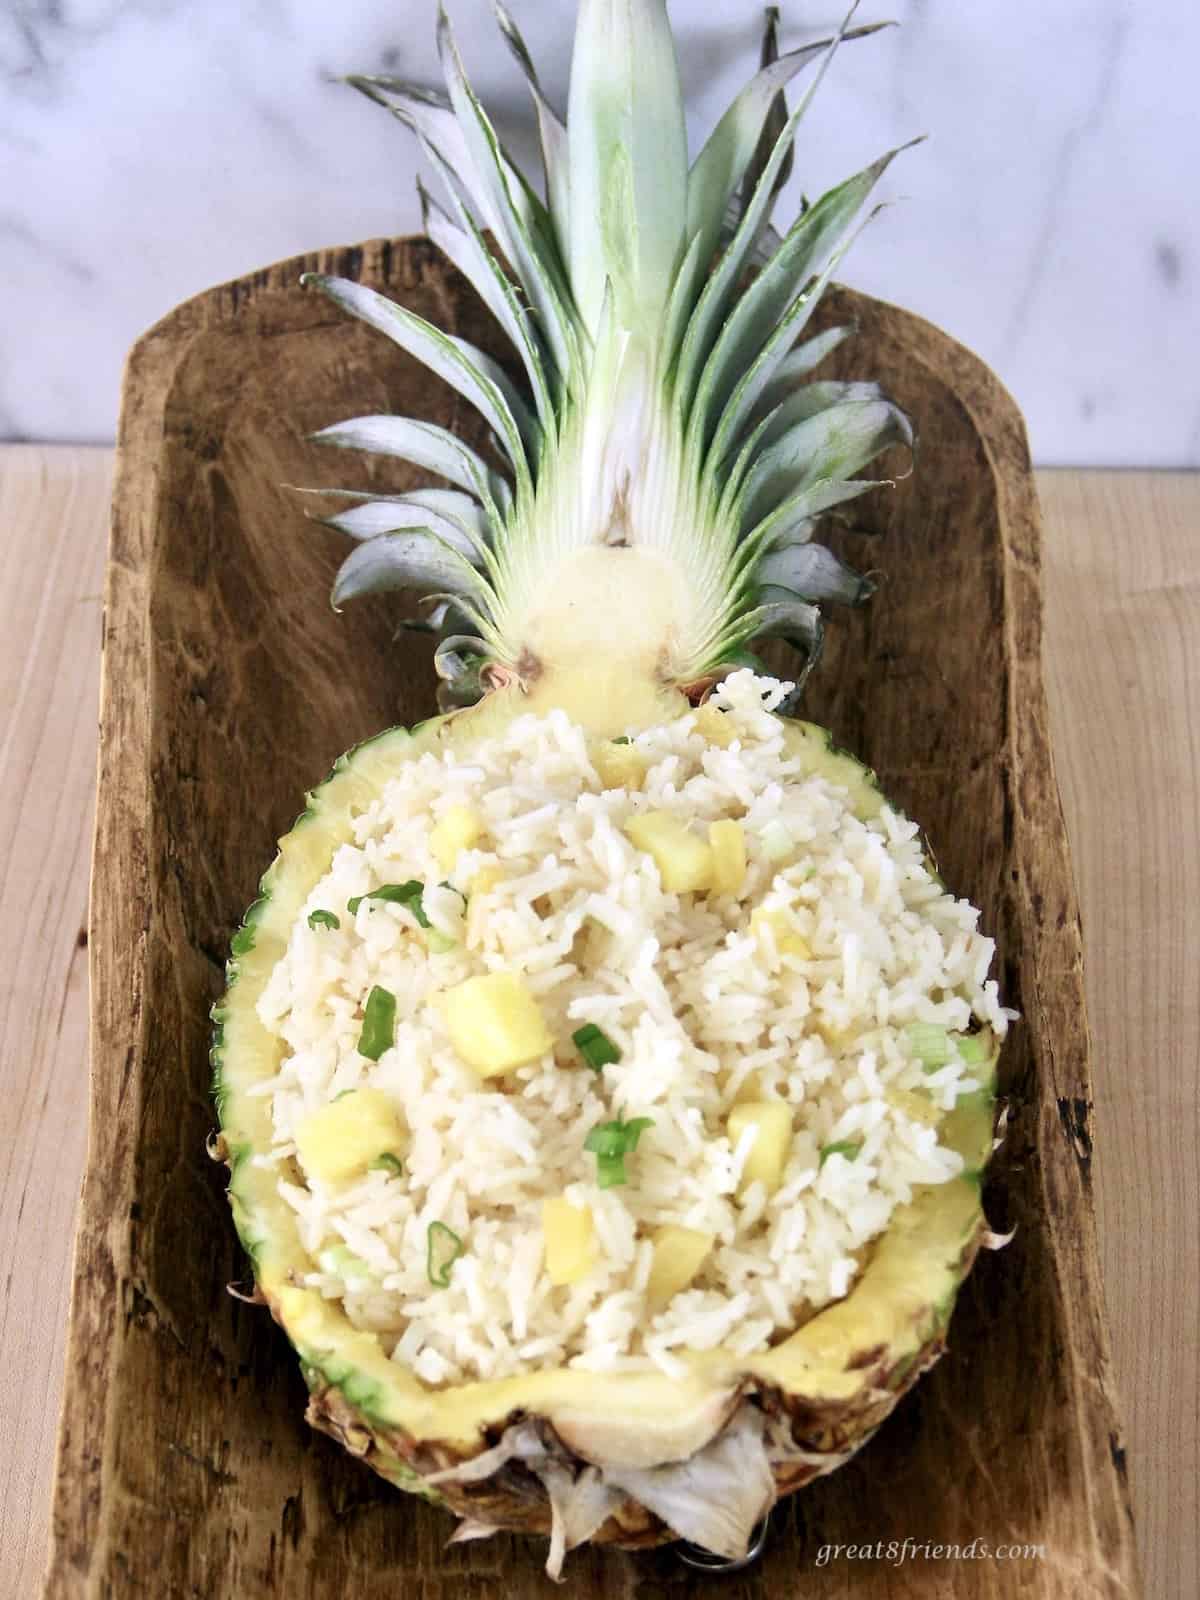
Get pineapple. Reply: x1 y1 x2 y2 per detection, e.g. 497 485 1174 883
211 0 999 1572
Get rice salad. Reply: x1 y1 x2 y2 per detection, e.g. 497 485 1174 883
252 672 1009 1386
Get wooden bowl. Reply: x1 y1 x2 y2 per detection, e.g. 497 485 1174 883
43 238 1139 1599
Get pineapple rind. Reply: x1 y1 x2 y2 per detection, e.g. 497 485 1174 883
213 697 998 1529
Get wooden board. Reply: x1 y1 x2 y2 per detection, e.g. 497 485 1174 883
41 238 1140 1597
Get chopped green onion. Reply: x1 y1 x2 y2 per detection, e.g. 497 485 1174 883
954 1032 989 1065
439 879 469 905
425 928 458 955
307 909 340 931
759 819 794 862
370 1153 405 1177
906 1022 953 1070
317 1244 371 1278
611 735 632 745
358 985 396 1061
426 1221 464 1287
347 881 431 928
584 1114 653 1188
819 1139 863 1168
572 1023 621 1072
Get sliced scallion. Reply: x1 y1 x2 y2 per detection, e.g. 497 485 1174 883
370 1153 405 1177
307 909 340 931
954 1032 989 1065
906 1021 953 1070
572 1023 621 1072
425 928 458 954
759 819 794 862
358 985 396 1061
819 1139 863 1168
348 880 431 928
426 1221 464 1287
584 1114 653 1188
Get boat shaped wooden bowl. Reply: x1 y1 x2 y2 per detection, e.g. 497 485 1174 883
44 237 1139 1598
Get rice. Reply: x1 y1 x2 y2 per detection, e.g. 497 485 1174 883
254 671 1011 1384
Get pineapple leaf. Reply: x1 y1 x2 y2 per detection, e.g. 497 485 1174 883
751 380 886 451
673 2 863 416
740 398 913 530
309 415 511 511
436 8 580 384
302 275 536 490
752 324 858 403
687 20 890 275
566 0 688 336
755 543 875 606
696 149 910 456
330 530 492 609
491 0 571 249
740 478 890 575
315 492 493 574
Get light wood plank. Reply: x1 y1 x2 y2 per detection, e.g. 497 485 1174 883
1040 469 1200 1600
0 446 110 1598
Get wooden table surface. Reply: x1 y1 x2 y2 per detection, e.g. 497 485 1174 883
1 447 1195 1599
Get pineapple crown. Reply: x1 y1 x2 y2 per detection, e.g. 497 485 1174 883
302 1 915 709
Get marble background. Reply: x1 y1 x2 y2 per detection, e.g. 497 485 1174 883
3 0 1197 463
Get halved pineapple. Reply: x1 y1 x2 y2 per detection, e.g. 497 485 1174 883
212 0 1000 1575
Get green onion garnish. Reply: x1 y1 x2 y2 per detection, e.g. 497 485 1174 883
611 735 632 745
819 1139 863 1168
905 1022 953 1070
347 881 431 928
358 985 396 1061
425 928 458 955
572 1023 621 1072
370 1153 405 1177
584 1114 654 1188
307 909 340 931
426 1221 464 1287
954 1032 989 1065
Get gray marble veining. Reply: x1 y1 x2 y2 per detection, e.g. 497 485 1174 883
3 0 1197 463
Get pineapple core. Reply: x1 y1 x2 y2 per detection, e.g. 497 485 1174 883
646 1224 715 1309
727 1101 793 1194
295 1088 406 1185
430 805 483 872
542 1198 596 1285
625 811 713 893
442 972 553 1076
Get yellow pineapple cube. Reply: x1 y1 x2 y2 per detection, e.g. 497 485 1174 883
593 741 649 791
469 863 505 897
708 819 747 894
295 1088 406 1185
625 811 713 893
441 971 554 1077
646 1224 715 1309
886 1087 943 1127
430 805 483 872
542 1198 596 1285
727 1101 793 1195
693 702 737 748
750 905 812 959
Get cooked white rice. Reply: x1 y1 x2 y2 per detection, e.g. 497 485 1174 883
253 671 1010 1385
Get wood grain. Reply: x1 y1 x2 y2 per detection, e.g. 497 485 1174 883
4 248 1174 1595
0 447 110 1598
1040 470 1200 1600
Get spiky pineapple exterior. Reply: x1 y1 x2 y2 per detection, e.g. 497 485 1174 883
213 0 999 1570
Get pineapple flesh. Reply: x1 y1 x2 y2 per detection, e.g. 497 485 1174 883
211 0 1000 1575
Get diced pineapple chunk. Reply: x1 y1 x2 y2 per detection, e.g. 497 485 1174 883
886 1087 944 1127
593 741 649 791
542 1198 596 1285
727 1101 793 1195
295 1088 406 1185
646 1224 715 1309
750 905 812 959
625 811 713 893
441 971 554 1077
430 805 483 872
469 863 505 896
708 819 747 894
693 703 737 748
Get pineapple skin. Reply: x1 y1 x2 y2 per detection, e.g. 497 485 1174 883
212 694 999 1551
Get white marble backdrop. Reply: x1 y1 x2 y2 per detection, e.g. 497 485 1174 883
2 0 1197 463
